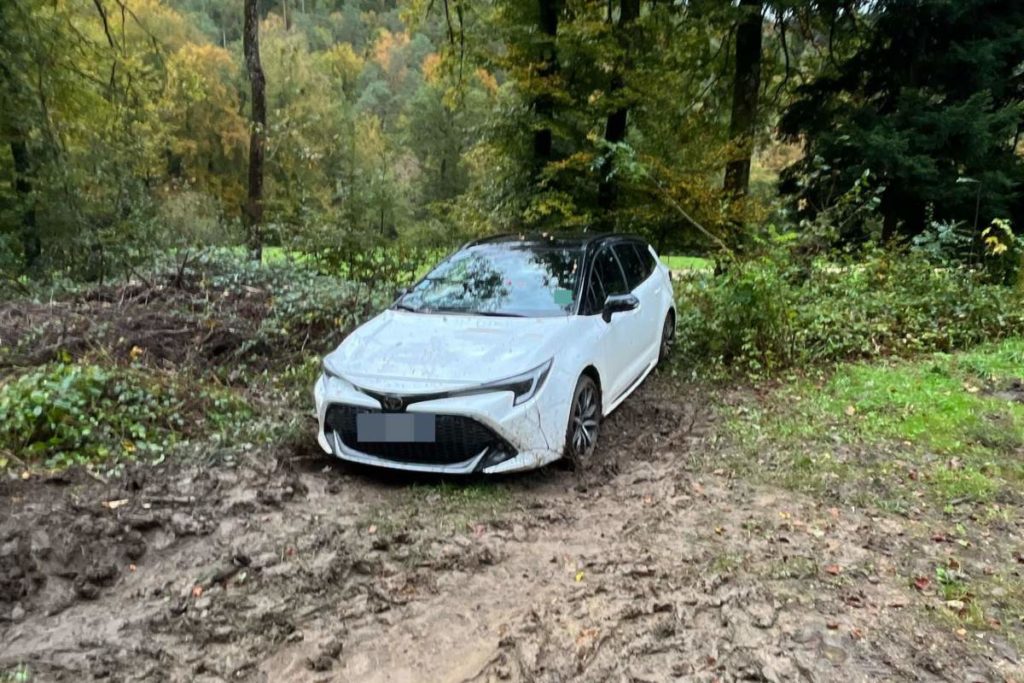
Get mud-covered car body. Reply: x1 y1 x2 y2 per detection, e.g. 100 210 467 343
314 234 674 473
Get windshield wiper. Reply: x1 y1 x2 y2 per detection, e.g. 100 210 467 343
472 311 526 318
423 307 525 318
393 302 421 313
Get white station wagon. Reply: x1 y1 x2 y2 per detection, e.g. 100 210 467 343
314 233 676 473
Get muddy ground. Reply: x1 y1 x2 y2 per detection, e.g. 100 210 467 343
2 377 1023 682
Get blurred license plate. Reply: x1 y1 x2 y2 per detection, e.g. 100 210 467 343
356 413 435 443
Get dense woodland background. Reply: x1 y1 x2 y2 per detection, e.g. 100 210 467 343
1 0 1022 284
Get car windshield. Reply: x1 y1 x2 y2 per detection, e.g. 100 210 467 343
397 243 583 317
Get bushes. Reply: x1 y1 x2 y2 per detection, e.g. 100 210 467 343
198 249 394 355
0 363 248 470
674 249 1024 376
672 259 796 373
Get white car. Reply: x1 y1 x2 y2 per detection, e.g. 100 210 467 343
314 234 676 474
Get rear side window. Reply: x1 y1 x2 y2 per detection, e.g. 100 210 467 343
614 243 648 290
635 244 657 278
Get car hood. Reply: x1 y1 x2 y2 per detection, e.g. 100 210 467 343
324 309 571 393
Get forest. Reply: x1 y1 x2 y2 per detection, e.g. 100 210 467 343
1 0 1024 681
2 0 1020 278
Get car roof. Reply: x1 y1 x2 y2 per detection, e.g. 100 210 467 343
464 232 647 250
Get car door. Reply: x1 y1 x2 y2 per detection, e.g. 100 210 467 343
613 242 664 364
585 245 646 405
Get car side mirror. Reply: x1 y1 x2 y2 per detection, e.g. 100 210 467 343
602 293 639 323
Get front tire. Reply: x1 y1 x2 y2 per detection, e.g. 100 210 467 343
564 374 601 467
658 312 675 364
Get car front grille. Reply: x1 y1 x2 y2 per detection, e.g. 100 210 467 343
324 404 511 466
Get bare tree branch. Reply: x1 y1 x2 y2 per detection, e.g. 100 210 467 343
91 0 115 48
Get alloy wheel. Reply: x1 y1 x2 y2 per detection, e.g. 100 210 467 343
569 380 599 457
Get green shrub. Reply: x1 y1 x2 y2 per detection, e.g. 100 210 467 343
0 363 248 470
672 258 795 373
674 249 1024 376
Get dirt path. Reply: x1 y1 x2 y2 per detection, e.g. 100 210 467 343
2 378 1021 682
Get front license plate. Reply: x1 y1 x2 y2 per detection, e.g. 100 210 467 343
356 413 436 443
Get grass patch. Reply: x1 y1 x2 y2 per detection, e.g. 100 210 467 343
410 481 511 532
0 665 31 683
661 254 714 272
361 480 512 538
724 338 1024 509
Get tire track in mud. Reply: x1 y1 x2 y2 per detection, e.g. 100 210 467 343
2 379 1021 682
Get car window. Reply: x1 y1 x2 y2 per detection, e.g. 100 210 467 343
399 244 583 317
634 243 657 279
614 243 648 290
593 247 628 298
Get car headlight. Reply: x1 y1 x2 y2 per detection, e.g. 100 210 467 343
474 359 553 406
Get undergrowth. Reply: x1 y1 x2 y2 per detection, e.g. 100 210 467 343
673 249 1024 377
0 362 249 471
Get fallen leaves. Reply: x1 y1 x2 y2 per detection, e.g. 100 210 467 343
913 576 931 591
824 564 843 576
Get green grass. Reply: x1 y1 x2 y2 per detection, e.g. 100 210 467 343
410 481 511 530
660 254 714 271
725 338 1024 509
261 246 309 264
0 665 31 683
816 343 1024 453
362 481 511 538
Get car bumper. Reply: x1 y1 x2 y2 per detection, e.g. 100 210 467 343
313 374 568 474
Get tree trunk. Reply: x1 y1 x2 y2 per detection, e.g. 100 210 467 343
10 139 40 270
532 0 562 182
597 0 641 215
723 0 762 196
243 0 266 261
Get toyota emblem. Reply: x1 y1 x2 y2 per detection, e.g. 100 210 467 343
381 395 403 411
